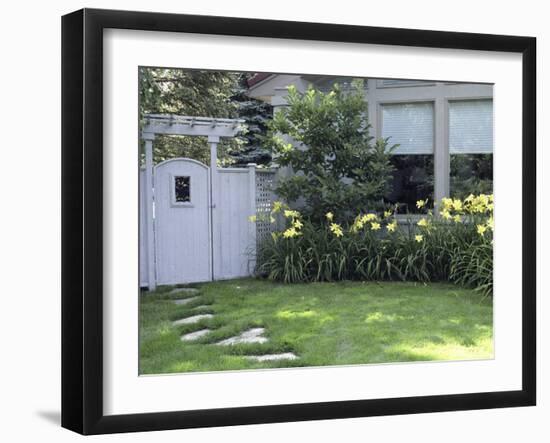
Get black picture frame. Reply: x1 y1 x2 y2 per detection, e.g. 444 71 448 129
61 8 536 435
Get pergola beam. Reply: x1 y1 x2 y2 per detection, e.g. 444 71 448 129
142 114 245 138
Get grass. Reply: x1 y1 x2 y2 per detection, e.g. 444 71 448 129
139 278 493 374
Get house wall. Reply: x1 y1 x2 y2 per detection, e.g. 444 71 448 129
248 76 493 207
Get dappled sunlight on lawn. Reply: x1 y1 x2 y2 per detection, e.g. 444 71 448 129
140 278 493 374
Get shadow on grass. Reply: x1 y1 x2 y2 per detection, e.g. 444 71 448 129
139 278 493 375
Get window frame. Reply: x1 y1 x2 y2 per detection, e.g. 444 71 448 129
371 84 493 212
170 173 194 208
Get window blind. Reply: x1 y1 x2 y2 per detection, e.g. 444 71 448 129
449 99 493 154
381 102 434 154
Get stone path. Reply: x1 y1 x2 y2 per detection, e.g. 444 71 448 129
216 328 268 345
180 329 211 341
245 352 299 362
172 314 213 326
165 286 299 361
173 296 200 305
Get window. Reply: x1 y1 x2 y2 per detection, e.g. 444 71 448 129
450 154 493 199
385 155 434 212
381 102 434 212
174 176 191 202
449 99 493 198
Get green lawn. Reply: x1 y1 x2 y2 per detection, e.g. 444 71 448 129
139 279 493 374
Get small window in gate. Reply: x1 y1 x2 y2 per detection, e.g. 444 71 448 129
174 176 191 203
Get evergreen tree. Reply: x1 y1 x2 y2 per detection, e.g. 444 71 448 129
228 74 273 166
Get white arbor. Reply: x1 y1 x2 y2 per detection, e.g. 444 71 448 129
140 115 274 290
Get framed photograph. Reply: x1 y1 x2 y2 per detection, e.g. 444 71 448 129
61 8 536 435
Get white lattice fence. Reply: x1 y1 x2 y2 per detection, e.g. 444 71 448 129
255 169 277 248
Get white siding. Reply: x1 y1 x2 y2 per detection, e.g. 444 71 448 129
449 99 493 154
381 102 434 154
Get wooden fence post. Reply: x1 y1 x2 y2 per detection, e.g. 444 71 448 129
143 132 156 291
247 163 257 273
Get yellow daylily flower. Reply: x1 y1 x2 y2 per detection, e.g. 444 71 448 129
272 201 284 213
283 227 300 238
325 211 334 221
364 213 377 222
270 216 276 224
487 216 494 230
371 222 381 231
384 210 393 218
453 214 461 223
417 218 429 227
415 234 423 243
386 221 397 233
441 197 453 210
479 194 490 205
350 216 365 233
440 209 452 220
284 209 300 219
477 224 487 236
248 215 257 223
452 199 463 212
329 223 344 237
416 199 426 209
293 219 303 229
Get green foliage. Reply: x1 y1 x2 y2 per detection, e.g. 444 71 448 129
257 195 494 296
449 242 493 297
265 80 395 222
139 68 243 165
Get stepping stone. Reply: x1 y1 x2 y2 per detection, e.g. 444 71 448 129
172 314 213 326
216 328 268 345
245 353 299 362
170 288 200 296
173 296 200 305
180 329 211 342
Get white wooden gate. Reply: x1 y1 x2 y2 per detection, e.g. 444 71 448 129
139 114 277 289
154 159 212 285
140 158 261 287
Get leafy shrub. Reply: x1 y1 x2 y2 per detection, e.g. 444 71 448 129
255 195 494 296
264 80 396 223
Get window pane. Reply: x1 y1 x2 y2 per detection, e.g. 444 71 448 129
449 99 493 154
381 102 434 154
385 155 434 213
174 176 191 202
450 154 493 199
